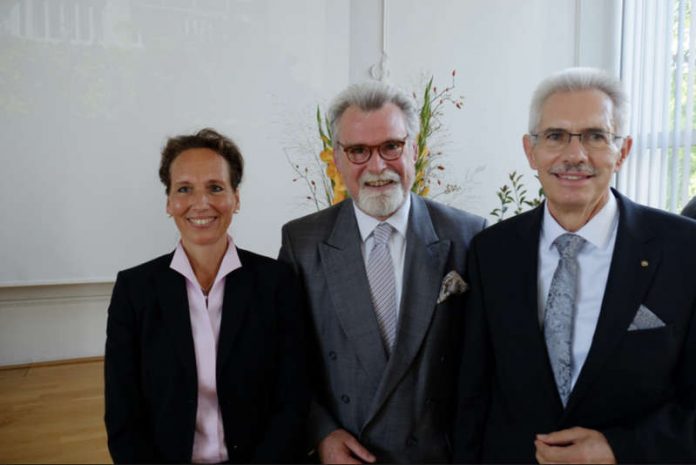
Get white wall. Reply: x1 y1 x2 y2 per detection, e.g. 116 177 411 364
386 0 578 218
0 0 621 366
0 0 350 286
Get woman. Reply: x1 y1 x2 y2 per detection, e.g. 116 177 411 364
104 128 309 463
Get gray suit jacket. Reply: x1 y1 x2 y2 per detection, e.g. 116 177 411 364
279 193 486 463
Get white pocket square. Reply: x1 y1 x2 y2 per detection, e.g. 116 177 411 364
627 304 666 331
436 270 468 304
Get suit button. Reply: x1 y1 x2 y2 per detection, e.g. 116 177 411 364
232 444 238 450
425 397 434 406
328 351 337 360
340 394 350 404
406 435 417 447
440 355 446 364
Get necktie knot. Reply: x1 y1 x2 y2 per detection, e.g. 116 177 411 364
554 233 586 259
373 222 393 246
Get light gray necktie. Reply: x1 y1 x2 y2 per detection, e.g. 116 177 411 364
544 233 586 406
366 222 398 354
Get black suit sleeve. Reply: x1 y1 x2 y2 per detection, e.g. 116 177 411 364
453 238 491 463
251 265 312 463
104 272 156 464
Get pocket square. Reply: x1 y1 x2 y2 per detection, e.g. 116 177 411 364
627 304 666 331
436 270 468 304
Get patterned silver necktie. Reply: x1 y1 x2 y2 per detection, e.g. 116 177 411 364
544 233 586 406
366 222 398 355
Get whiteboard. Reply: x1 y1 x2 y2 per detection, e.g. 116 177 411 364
0 0 350 286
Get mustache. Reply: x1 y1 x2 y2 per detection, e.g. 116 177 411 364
549 163 597 176
360 169 401 184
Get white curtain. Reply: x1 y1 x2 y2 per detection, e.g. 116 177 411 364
617 0 695 211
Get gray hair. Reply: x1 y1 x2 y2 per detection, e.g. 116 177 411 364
328 81 419 146
528 67 630 136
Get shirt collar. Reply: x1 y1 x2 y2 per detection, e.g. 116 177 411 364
541 191 619 251
353 193 411 242
170 234 242 288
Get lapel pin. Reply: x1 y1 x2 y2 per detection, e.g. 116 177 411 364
640 260 649 268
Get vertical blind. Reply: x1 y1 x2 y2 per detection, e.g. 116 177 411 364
617 0 695 212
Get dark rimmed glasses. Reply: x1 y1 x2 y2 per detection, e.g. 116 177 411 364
337 136 409 164
530 128 624 151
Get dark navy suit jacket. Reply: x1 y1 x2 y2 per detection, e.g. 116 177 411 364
454 189 696 463
104 248 310 463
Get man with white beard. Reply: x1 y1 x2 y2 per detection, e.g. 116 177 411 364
279 81 486 463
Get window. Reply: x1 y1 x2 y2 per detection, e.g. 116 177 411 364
617 0 695 212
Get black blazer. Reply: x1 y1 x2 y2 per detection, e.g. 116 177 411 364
454 190 696 463
104 248 310 463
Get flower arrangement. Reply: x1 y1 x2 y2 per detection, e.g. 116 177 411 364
316 108 346 204
289 72 464 210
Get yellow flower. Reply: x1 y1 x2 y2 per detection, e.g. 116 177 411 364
325 163 337 179
332 174 347 203
319 147 348 204
415 170 426 185
320 148 333 163
333 188 347 204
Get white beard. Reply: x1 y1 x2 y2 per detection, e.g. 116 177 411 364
356 170 406 218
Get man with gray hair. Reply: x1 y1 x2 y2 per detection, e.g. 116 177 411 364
279 81 485 463
454 67 696 463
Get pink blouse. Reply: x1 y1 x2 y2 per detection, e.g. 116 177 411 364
170 235 241 463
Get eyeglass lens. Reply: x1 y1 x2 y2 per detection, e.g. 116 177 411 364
342 140 406 164
537 129 617 150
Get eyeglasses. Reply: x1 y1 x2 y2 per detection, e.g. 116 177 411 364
530 129 624 151
337 137 408 164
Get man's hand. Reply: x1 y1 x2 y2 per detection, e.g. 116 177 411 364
318 429 376 464
535 427 616 464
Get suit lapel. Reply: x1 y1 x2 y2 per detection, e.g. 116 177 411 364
564 191 660 416
217 259 254 372
510 206 567 415
362 195 450 427
155 263 197 379
319 201 388 396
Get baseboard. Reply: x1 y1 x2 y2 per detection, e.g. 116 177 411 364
0 355 104 371
0 283 110 366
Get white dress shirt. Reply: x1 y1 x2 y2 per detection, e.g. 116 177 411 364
537 193 619 389
353 194 411 317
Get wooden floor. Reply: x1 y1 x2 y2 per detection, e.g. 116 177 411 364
0 359 112 464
